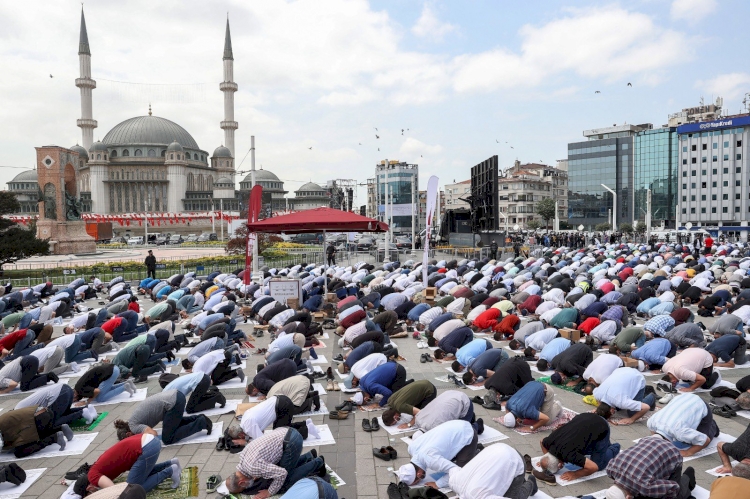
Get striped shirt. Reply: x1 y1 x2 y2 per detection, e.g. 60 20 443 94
646 393 709 445
237 427 289 495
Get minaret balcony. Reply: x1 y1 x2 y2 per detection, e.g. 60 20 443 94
219 82 238 92
77 118 98 128
220 120 239 130
75 77 97 89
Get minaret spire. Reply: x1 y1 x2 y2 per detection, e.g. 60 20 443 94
220 17 238 159
76 6 97 150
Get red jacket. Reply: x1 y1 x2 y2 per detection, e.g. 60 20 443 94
128 302 140 313
101 317 124 333
0 330 28 350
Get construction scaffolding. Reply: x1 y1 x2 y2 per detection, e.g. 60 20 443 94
326 179 357 212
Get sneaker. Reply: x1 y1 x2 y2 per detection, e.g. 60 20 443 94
658 393 675 405
333 354 344 362
206 474 222 493
64 462 90 482
523 454 533 474
531 469 557 485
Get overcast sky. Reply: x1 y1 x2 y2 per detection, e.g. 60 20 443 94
1 0 748 207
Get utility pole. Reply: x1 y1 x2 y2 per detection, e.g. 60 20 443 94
646 188 651 243
251 135 258 277
411 174 416 256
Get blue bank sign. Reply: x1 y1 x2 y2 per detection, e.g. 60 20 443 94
677 115 750 134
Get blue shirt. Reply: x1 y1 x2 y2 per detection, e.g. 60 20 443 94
167 289 186 302
408 304 431 322
631 338 672 366
164 372 205 395
646 393 710 445
408 420 475 489
706 334 741 362
428 313 454 332
455 339 489 368
198 313 226 331
345 342 375 369
507 380 545 420
155 285 172 300
280 478 320 499
467 348 508 378
360 362 398 406
539 337 571 362
302 295 323 312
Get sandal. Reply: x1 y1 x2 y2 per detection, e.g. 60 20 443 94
329 410 350 420
362 418 372 432
370 417 380 431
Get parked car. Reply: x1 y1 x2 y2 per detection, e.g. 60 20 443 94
127 236 143 245
155 235 169 245
109 236 127 244
185 234 198 243
169 235 183 245
394 236 412 251
293 233 321 244
356 237 375 251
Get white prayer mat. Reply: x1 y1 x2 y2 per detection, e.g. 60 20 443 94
0 467 44 499
434 375 485 391
530 456 607 486
588 486 708 499
674 379 735 394
337 382 360 393
310 355 328 365
161 422 223 446
0 433 98 464
334 368 347 380
312 365 324 374
706 460 739 477
358 404 386 412
528 364 555 375
378 415 416 435
58 364 92 379
216 377 247 390
0 379 69 398
175 346 192 356
400 426 507 446
181 360 246 374
246 394 266 403
311 382 327 395
715 361 750 371
737 409 750 420
633 432 736 462
302 424 335 447
90 387 148 407
292 404 329 419
185 399 240 417
321 332 330 340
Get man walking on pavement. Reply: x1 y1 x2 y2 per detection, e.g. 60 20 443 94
326 242 336 267
145 250 157 279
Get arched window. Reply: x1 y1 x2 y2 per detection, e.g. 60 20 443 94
185 152 191 160
134 149 142 157
122 149 130 157
170 154 174 160
111 150 117 158
148 149 156 157
161 150 166 157
96 154 101 160
104 154 107 160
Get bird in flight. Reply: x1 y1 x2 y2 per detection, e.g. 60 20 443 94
308 147 312 150
375 135 380 139
595 90 601 94
358 143 362 145
50 74 54 78
374 127 378 131
496 139 499 143
510 146 514 149
420 155 423 158
378 147 380 151
627 83 632 87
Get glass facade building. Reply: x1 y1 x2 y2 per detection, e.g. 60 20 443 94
374 161 419 233
634 128 678 228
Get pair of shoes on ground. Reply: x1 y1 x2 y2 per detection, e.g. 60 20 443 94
373 445 397 460
329 410 349 420
419 353 433 363
416 341 428 349
386 482 411 499
362 417 380 432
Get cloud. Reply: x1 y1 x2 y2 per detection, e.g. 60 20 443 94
453 6 692 93
696 73 750 100
411 4 456 41
671 0 717 23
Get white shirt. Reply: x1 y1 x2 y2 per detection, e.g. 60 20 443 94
351 353 386 380
47 333 77 350
467 306 487 322
524 328 559 351
268 333 295 354
535 301 558 315
733 306 750 326
69 312 91 330
448 443 525 499
582 354 623 385
240 396 278 440
192 349 226 375
593 367 645 413
30 346 59 367
269 309 295 329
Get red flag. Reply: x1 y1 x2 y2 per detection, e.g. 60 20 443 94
244 184 263 285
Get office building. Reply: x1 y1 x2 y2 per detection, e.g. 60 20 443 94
633 127 678 228
677 114 750 237
497 161 568 229
368 160 419 234
568 124 652 229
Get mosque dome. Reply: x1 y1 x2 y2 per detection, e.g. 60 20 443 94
297 181 324 192
89 141 108 152
212 145 232 158
11 170 38 182
102 115 200 149
241 169 280 184
69 144 89 160
166 141 184 152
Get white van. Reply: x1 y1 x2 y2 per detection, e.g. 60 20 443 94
127 236 144 245
654 230 711 243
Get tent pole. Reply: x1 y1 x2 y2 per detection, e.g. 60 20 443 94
323 229 328 304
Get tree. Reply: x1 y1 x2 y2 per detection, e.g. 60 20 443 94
559 221 572 230
595 222 611 232
0 191 49 268
619 222 633 234
635 221 647 235
535 198 557 229
526 220 542 230
225 223 281 255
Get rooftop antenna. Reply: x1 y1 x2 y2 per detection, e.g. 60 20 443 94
148 103 152 116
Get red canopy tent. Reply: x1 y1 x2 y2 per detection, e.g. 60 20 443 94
245 207 388 233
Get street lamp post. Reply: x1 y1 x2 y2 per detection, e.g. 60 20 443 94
601 184 617 232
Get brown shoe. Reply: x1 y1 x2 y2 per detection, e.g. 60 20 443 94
523 454 532 474
389 331 408 339
328 410 349 420
532 469 557 485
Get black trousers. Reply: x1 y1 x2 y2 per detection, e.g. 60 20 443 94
14 410 60 457
147 269 156 279
186 374 223 413
416 386 438 410
131 344 162 377
452 429 478 467
19 356 51 392
49 384 84 427
210 351 239 386
391 363 409 393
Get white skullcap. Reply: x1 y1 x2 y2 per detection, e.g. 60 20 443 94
396 463 416 485
352 392 363 405
637 360 646 372
503 412 516 428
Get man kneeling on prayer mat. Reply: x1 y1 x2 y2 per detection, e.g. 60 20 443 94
501 380 562 432
227 394 318 445
646 393 719 457
448 443 538 499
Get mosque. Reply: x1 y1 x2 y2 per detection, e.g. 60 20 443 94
7 9 295 216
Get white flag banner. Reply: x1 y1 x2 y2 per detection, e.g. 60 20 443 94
423 176 439 286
